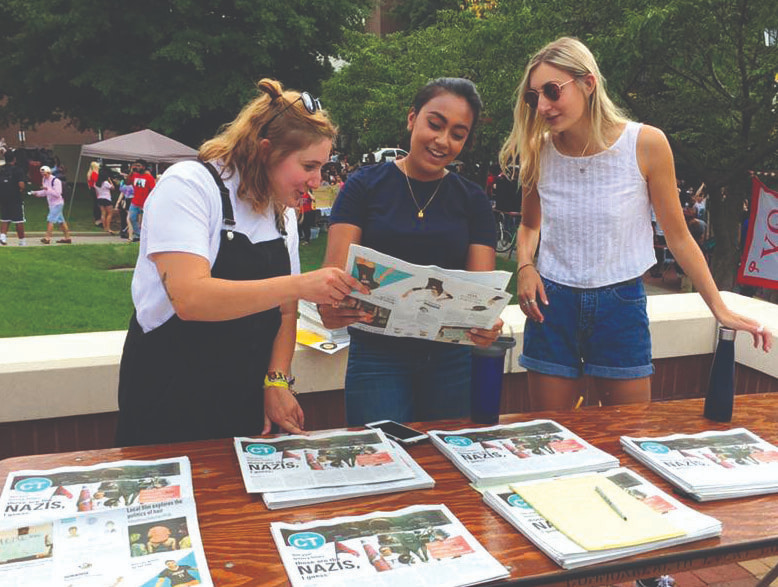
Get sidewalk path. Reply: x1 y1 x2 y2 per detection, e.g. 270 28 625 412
1 232 134 247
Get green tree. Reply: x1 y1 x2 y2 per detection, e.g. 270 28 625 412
323 9 537 171
0 0 373 146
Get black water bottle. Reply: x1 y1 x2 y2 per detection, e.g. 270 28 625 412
703 326 735 422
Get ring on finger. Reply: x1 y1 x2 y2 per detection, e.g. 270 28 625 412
757 324 765 334
528 299 537 305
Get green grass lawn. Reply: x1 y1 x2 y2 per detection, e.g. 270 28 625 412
0 229 516 338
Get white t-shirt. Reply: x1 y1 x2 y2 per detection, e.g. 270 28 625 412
132 160 300 333
95 180 113 202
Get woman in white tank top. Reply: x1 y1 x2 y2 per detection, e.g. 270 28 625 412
499 37 771 412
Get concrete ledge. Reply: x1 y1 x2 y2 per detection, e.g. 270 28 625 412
1 293 776 423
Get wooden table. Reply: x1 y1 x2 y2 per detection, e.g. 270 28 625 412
2 394 777 586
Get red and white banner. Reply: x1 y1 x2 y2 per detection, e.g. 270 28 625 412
738 177 778 289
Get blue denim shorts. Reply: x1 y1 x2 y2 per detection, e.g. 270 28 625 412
520 276 654 380
47 204 65 224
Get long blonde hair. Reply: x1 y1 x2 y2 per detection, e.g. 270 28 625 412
199 79 336 213
86 161 99 180
499 37 630 192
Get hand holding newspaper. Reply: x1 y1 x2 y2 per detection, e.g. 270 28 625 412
343 244 511 344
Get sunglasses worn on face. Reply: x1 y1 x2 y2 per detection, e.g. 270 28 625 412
259 91 322 138
523 79 575 109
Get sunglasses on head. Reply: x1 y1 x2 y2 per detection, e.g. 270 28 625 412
523 79 575 110
259 91 322 138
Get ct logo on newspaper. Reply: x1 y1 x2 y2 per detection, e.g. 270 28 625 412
507 494 532 509
14 477 53 492
288 532 326 550
640 442 670 455
246 444 276 456
444 436 473 447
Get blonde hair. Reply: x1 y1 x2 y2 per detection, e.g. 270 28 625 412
199 78 336 213
499 37 630 192
87 161 99 180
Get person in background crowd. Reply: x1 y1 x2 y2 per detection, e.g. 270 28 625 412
500 36 771 413
127 159 156 242
31 165 71 244
0 150 27 246
115 78 365 447
319 77 501 427
298 189 315 244
94 165 116 235
116 171 134 239
86 161 101 227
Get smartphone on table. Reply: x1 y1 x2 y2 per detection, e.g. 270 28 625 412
365 420 428 445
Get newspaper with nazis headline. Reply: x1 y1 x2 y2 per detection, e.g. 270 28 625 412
0 456 212 586
343 244 511 344
429 420 619 487
234 429 416 494
621 428 778 500
271 503 509 586
261 440 434 509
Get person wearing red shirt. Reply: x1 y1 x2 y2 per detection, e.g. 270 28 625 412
127 159 156 242
298 189 315 244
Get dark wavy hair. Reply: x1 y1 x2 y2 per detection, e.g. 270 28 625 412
411 77 483 148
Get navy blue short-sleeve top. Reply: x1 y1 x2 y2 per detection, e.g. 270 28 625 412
330 162 496 270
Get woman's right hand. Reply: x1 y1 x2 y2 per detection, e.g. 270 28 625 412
298 267 368 305
318 301 370 329
517 264 548 323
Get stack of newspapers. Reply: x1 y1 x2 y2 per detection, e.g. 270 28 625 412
428 420 619 487
0 457 213 586
621 428 778 501
234 429 434 509
483 468 722 569
271 503 509 586
297 300 350 353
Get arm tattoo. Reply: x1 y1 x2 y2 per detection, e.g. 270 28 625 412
161 272 175 303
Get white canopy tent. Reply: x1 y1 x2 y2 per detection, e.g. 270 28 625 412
68 129 198 214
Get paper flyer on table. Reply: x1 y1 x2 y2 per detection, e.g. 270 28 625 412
270 503 508 587
511 474 685 550
0 457 212 586
234 429 415 493
343 244 511 344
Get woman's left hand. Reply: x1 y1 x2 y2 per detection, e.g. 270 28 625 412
467 318 503 347
263 387 306 435
717 309 773 352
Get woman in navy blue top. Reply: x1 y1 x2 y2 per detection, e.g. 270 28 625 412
319 78 501 426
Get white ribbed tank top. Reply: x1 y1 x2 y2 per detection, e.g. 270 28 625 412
536 121 656 288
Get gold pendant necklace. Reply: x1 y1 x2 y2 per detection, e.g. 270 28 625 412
401 161 445 219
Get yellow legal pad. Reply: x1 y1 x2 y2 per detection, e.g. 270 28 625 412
511 475 686 551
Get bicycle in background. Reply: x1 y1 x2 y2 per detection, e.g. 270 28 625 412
494 210 521 257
